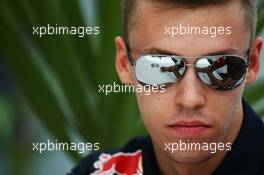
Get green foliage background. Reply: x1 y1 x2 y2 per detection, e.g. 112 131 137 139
0 0 264 174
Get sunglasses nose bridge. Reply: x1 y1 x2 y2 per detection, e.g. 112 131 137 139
185 63 196 67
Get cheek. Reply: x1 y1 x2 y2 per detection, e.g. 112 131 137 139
135 92 173 132
207 87 244 134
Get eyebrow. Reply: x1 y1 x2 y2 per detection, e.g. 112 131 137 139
140 47 242 56
141 48 182 56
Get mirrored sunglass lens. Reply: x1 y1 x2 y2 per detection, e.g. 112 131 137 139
196 56 247 90
134 55 185 86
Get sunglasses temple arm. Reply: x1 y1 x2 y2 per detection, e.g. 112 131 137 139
125 42 135 66
246 48 251 67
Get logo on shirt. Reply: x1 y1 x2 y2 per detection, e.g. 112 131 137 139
91 150 143 175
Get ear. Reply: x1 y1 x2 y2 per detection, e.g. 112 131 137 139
246 37 263 85
115 36 134 84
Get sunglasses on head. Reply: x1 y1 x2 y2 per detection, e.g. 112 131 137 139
126 46 250 91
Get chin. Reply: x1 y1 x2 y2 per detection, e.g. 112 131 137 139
167 149 214 164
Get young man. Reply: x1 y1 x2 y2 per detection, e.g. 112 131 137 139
69 0 264 174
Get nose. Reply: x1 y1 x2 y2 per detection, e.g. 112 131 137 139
173 65 206 110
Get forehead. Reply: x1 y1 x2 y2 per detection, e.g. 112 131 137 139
128 0 250 57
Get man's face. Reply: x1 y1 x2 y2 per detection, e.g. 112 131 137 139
117 1 259 164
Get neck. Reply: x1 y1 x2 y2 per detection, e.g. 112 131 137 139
155 106 243 175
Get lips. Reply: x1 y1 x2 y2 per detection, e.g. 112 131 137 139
166 120 211 136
